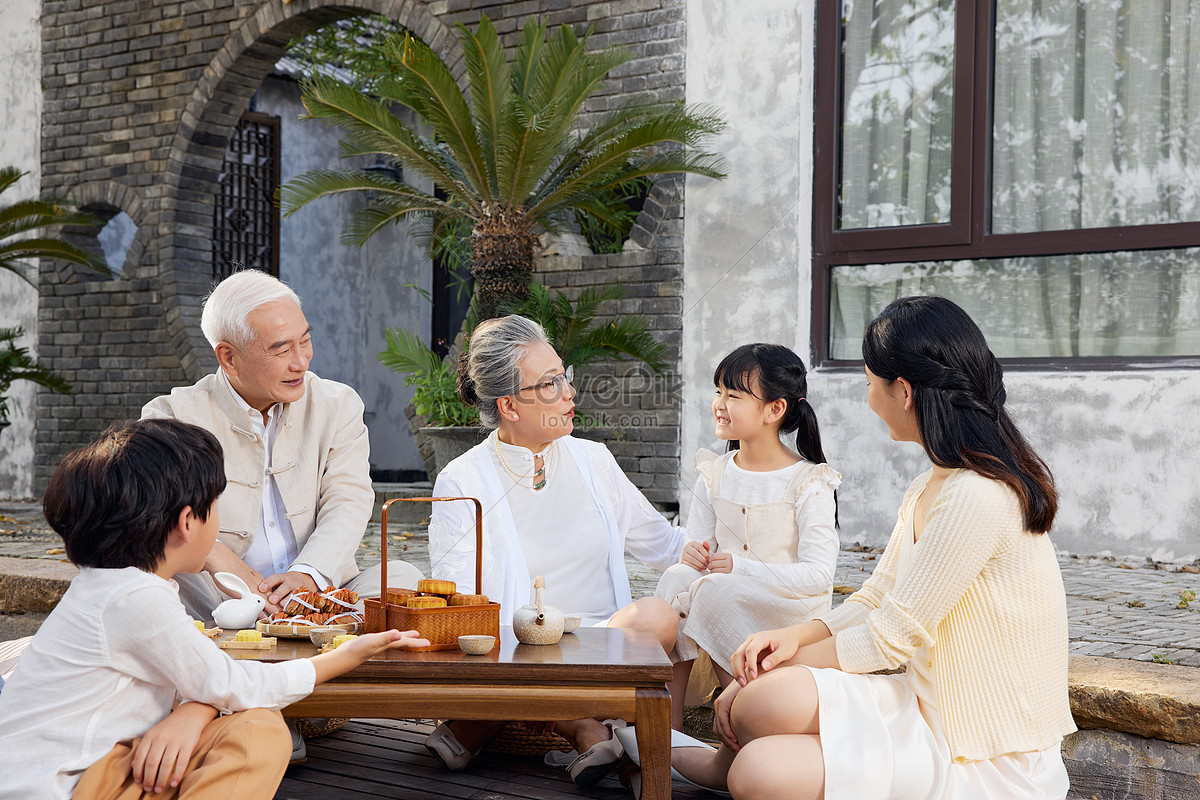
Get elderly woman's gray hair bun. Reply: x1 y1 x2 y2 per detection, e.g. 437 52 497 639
457 315 550 427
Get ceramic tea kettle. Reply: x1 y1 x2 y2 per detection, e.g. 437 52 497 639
512 575 565 645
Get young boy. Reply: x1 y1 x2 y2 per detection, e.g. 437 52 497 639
0 419 428 799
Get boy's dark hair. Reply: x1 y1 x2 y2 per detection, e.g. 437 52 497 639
43 419 227 571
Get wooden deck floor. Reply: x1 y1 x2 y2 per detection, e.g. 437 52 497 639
276 719 709 800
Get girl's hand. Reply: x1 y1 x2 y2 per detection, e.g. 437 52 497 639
731 627 802 684
706 552 733 574
712 680 742 751
681 541 710 571
130 702 218 792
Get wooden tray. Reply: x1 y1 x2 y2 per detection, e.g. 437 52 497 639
364 496 499 651
256 619 362 638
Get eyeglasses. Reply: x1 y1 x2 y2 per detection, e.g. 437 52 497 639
518 365 574 396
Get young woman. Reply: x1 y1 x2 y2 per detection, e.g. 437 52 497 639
674 296 1075 800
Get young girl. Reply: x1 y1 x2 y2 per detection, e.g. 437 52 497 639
655 343 840 730
673 296 1074 800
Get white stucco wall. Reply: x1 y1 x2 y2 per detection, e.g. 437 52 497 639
0 0 44 500
682 0 812 508
257 75 431 474
684 0 1200 560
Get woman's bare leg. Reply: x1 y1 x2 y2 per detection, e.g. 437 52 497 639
554 717 612 753
728 734 824 800
673 666 822 791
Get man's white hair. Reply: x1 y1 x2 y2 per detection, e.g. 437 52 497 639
200 269 302 349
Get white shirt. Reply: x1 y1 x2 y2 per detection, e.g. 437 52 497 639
488 433 617 626
220 369 329 587
0 567 315 800
687 456 840 593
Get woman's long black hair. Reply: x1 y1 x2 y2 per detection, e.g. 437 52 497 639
715 343 837 525
862 296 1057 533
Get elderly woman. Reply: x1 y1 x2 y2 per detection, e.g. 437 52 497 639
425 314 685 786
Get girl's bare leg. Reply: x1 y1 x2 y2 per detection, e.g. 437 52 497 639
668 660 694 730
608 596 679 652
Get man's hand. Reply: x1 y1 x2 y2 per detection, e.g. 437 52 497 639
204 541 269 610
130 703 218 792
260 571 320 612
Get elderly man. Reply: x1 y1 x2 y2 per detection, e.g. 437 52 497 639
142 269 422 620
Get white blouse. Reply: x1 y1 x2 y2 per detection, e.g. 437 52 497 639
489 433 617 625
686 453 840 594
0 567 314 800
430 433 685 626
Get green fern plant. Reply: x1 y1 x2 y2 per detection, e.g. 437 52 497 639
0 327 70 425
378 281 666 426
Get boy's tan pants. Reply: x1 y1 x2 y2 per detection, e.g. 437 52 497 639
73 708 291 800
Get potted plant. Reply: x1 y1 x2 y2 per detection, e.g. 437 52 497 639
279 14 727 321
379 281 667 482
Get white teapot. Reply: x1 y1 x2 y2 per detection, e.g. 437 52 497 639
211 572 266 630
512 575 565 645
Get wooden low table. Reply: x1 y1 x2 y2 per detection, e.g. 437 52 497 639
232 626 674 800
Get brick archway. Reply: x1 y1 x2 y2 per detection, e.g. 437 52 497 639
159 0 462 382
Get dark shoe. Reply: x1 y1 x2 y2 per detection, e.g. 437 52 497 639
286 719 307 766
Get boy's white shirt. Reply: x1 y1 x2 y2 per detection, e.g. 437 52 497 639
0 566 315 800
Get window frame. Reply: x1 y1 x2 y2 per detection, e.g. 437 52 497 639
812 0 1200 370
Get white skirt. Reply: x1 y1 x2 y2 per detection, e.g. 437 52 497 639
807 661 1069 800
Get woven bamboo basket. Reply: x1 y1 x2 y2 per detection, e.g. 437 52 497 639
481 722 573 755
363 496 500 651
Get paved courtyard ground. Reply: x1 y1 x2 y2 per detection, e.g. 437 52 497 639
5 495 1200 667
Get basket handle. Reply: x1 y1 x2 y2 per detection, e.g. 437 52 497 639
380 496 484 597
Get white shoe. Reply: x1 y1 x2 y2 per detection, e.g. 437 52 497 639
424 722 473 771
612 727 732 797
543 719 626 787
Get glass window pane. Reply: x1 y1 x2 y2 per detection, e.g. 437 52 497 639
992 1 1200 233
829 249 1200 358
838 0 957 229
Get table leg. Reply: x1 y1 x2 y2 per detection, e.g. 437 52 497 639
634 687 671 800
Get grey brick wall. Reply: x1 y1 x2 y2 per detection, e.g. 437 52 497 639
36 0 686 501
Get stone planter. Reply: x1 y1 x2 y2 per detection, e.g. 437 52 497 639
419 426 490 486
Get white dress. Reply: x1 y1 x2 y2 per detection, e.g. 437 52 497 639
656 449 840 667
806 511 1070 799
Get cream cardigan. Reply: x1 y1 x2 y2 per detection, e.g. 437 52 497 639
819 468 1076 762
141 371 373 588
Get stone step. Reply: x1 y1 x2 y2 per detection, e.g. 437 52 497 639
0 556 77 614
373 482 434 524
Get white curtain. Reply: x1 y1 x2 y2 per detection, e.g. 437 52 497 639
839 0 956 229
831 0 1200 358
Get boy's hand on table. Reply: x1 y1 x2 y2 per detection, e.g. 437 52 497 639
310 630 431 684
131 702 218 792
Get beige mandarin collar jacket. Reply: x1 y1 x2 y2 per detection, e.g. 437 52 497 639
141 371 373 587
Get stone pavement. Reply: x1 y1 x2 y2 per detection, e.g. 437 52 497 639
5 497 1200 668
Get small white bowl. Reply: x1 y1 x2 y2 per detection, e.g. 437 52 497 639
308 627 343 648
563 615 582 633
458 635 496 655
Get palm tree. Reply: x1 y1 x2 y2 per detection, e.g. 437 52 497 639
280 15 726 320
0 327 70 427
0 166 107 285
